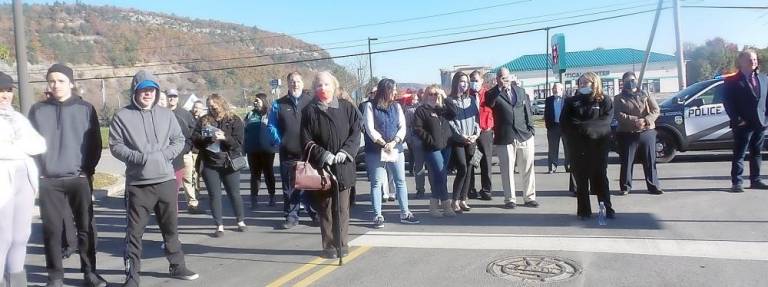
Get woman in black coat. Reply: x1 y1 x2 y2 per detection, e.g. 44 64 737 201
191 94 247 237
560 72 615 220
300 71 362 259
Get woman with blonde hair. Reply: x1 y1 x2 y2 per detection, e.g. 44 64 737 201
192 93 247 237
561 72 615 220
301 71 362 258
413 84 456 217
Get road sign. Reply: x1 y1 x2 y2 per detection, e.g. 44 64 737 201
270 79 281 89
551 33 566 74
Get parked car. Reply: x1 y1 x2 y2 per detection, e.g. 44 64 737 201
612 78 764 163
533 99 546 115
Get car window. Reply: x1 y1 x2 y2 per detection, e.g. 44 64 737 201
662 80 720 106
686 82 725 107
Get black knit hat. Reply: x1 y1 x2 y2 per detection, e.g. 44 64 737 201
0 72 14 90
46 63 74 83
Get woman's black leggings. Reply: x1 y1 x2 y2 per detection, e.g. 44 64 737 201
451 144 475 201
201 165 244 226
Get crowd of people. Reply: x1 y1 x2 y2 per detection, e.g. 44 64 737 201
0 48 765 287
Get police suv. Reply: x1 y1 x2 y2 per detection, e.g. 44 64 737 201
653 78 735 162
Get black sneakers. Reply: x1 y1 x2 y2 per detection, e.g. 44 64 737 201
750 181 768 190
504 202 516 209
169 264 199 281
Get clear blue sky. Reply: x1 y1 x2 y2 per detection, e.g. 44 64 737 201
16 0 768 83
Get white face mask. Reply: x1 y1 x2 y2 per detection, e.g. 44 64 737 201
578 87 593 95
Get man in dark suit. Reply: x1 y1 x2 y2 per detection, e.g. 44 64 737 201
544 83 568 173
723 49 768 193
485 67 538 209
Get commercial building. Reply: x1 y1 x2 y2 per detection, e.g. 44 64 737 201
494 48 679 99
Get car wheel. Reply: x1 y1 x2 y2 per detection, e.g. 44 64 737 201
656 130 677 163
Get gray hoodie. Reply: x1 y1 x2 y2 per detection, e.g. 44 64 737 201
109 70 184 185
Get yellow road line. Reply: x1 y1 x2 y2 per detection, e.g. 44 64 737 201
265 256 331 287
292 246 373 287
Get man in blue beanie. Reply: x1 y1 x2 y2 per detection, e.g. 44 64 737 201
109 70 199 287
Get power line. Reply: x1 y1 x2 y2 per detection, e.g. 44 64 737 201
31 0 533 58
28 7 664 83
11 0 660 75
680 5 768 9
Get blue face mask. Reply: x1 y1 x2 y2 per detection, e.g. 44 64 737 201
470 82 481 92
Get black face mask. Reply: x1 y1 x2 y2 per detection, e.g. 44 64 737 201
623 81 637 91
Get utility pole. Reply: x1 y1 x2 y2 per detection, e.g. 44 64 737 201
673 0 687 89
12 0 31 115
545 28 550 98
368 37 378 85
638 0 664 86
101 79 106 111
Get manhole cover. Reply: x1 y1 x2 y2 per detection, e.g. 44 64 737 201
487 255 582 283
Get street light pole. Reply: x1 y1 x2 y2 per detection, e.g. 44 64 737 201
12 0 31 115
673 0 687 89
368 37 378 84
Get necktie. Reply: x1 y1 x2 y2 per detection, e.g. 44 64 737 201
751 74 760 96
509 88 517 106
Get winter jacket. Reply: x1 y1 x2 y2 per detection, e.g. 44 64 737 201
244 109 278 154
29 95 101 178
0 108 46 207
109 70 185 185
614 90 660 133
268 91 312 159
192 114 245 169
561 92 614 140
301 96 362 191
171 107 195 170
413 104 454 151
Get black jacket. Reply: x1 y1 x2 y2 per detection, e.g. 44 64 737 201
412 104 454 151
560 92 614 140
301 97 362 191
269 91 313 159
723 71 768 129
485 85 534 144
192 115 245 169
544 95 565 129
171 107 195 170
29 96 102 177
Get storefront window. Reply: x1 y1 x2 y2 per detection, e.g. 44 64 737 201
601 79 615 96
642 79 661 93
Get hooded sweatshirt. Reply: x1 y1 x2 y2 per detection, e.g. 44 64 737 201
28 95 101 178
109 70 184 185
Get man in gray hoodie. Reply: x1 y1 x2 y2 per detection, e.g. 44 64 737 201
109 70 198 287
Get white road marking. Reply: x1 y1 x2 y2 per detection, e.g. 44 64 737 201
349 231 768 261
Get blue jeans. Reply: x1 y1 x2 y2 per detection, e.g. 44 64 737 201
366 151 411 217
408 139 427 193
731 125 765 185
279 155 315 219
424 148 451 200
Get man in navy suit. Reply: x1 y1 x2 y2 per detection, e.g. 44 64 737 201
544 83 568 173
723 49 768 193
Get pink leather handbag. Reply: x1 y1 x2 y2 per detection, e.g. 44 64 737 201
294 143 333 191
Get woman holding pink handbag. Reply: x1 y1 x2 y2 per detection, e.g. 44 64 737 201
300 71 362 259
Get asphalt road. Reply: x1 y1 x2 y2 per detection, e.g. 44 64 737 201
23 128 768 287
